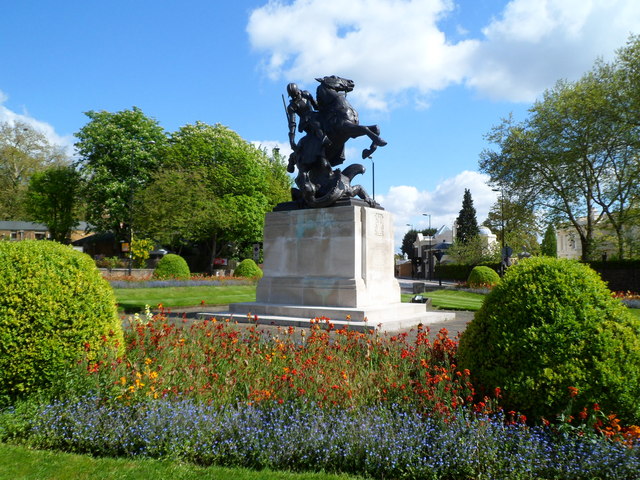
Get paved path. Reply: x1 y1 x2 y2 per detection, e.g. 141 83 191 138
150 305 474 340
140 278 475 339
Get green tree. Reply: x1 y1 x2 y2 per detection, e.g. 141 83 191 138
136 122 290 271
482 194 540 256
134 168 225 251
74 107 167 241
446 235 499 266
480 36 640 261
455 189 479 244
0 121 67 219
25 165 82 243
541 223 557 257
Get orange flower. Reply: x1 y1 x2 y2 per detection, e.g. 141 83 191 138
568 386 579 398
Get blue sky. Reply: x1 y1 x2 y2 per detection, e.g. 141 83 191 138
2 0 639 249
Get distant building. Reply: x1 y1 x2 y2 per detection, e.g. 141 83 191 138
0 221 91 243
556 215 629 260
409 224 498 279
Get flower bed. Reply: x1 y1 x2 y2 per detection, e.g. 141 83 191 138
15 398 640 480
1 310 639 479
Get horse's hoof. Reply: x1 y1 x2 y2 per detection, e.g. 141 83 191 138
362 148 374 159
375 137 387 147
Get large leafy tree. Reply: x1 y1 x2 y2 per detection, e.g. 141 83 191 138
480 35 640 261
0 121 67 219
25 165 82 243
482 194 540 256
136 122 290 269
455 189 479 244
134 168 219 250
74 107 167 240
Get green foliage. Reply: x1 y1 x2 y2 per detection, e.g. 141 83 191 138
0 121 69 220
458 256 640 423
455 189 479 244
131 237 155 268
541 224 558 257
480 35 640 261
26 165 82 243
467 266 500 288
74 107 167 240
234 259 263 279
134 168 221 249
0 240 123 402
483 195 541 256
446 236 500 266
135 123 289 267
153 254 191 280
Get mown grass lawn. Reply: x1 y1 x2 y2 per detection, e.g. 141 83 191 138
114 285 256 312
0 443 360 480
401 289 486 311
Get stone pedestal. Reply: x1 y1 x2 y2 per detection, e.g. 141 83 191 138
217 205 454 332
255 205 399 307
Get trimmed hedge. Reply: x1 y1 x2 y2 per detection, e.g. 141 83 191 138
458 257 640 424
435 263 501 282
153 254 190 280
0 241 123 402
467 266 500 288
233 259 263 279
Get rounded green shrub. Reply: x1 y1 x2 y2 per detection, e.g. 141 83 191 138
467 265 500 288
0 240 123 401
458 256 640 423
234 259 263 279
153 254 190 280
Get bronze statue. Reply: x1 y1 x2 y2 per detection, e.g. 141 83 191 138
284 75 386 209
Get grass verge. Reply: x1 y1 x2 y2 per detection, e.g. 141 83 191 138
114 285 256 312
402 289 485 311
0 443 360 480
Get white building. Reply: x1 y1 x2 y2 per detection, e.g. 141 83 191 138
410 225 498 279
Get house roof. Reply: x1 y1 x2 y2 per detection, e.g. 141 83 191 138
0 221 48 231
0 221 91 232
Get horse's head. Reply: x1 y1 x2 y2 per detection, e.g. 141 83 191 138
315 75 354 93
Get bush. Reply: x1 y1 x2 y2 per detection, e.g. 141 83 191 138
458 256 640 424
153 254 190 280
0 241 123 402
233 259 263 279
467 266 500 288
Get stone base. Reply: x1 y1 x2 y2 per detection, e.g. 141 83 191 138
257 206 400 308
199 205 456 332
200 302 455 332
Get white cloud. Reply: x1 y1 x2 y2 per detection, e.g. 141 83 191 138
378 170 499 251
248 0 640 107
0 90 74 153
248 0 477 110
467 0 640 102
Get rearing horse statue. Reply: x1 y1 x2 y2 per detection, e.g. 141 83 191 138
283 75 387 210
315 75 387 165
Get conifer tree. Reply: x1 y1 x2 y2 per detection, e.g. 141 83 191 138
456 188 480 244
541 223 558 257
